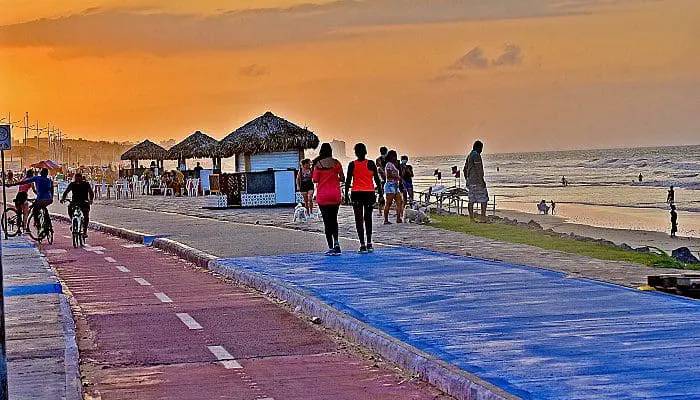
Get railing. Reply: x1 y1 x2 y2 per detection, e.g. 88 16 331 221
416 187 497 217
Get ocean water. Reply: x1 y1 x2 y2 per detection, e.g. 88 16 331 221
411 145 700 237
217 145 700 236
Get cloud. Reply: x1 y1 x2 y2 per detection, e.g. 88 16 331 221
239 64 269 77
0 0 655 56
492 44 523 67
452 47 490 69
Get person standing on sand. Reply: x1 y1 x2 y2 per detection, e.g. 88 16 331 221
464 140 488 221
667 186 675 205
670 205 678 238
551 200 556 215
313 143 345 256
345 143 383 254
638 173 643 183
400 155 414 206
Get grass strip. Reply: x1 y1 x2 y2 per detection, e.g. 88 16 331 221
429 214 696 270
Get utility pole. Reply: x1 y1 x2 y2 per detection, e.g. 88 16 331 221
23 112 28 170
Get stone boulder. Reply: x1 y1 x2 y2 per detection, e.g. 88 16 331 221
619 243 634 251
634 246 651 253
527 220 543 230
671 247 700 264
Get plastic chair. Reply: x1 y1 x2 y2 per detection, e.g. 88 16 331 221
163 186 174 197
187 179 200 197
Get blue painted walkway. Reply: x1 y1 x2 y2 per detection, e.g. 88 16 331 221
219 248 700 399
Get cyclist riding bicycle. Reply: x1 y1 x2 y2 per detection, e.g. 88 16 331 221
7 168 54 234
13 170 36 233
60 173 94 238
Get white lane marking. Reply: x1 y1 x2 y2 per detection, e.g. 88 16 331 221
86 246 106 252
94 251 104 255
46 249 67 254
104 257 116 263
154 292 172 303
121 243 144 248
63 235 72 239
207 346 243 369
134 277 151 286
175 313 203 330
116 266 130 273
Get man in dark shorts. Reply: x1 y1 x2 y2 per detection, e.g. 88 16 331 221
670 205 678 238
60 173 95 237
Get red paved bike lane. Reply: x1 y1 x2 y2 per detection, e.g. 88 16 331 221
44 221 450 400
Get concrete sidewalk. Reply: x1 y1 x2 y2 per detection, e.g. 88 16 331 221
2 236 81 400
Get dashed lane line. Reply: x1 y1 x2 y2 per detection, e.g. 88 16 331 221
121 243 144 248
134 277 151 286
116 266 130 273
104 256 116 263
45 249 67 254
175 313 203 330
94 251 104 255
154 292 173 303
62 235 72 239
207 346 243 369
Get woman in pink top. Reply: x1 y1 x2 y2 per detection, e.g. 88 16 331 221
312 143 345 256
14 170 36 232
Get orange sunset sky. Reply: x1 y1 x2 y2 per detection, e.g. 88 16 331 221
1 0 699 155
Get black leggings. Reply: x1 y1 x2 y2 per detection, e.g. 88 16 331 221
351 191 375 245
319 204 340 249
353 204 374 245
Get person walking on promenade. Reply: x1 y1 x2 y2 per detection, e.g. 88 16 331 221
383 150 404 224
376 146 388 213
670 204 678 238
638 173 643 183
297 158 315 217
400 155 415 206
313 143 345 256
464 140 489 222
667 186 675 205
551 200 556 215
345 143 383 254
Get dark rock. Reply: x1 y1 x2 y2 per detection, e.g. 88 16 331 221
527 220 543 230
635 246 651 254
671 247 700 264
310 316 322 324
619 243 634 251
594 239 616 247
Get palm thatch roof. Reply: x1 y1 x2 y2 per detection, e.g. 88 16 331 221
120 140 167 161
219 112 319 157
165 131 221 160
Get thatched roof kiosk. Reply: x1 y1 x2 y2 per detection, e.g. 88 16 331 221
219 112 320 172
120 139 167 169
164 131 223 171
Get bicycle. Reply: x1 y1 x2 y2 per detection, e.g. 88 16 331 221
26 200 54 244
64 200 87 248
2 203 25 237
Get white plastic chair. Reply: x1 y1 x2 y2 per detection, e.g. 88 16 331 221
187 179 200 197
163 186 174 197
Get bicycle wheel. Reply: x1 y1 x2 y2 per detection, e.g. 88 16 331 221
2 208 22 237
26 211 41 241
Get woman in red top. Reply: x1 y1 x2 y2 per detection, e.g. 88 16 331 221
312 143 345 256
345 143 382 254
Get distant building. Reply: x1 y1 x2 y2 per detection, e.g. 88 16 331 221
330 140 347 158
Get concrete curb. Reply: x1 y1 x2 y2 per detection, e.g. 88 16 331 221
55 216 518 400
59 294 83 400
34 242 83 400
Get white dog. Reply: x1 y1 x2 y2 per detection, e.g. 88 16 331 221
404 205 431 224
294 203 307 222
